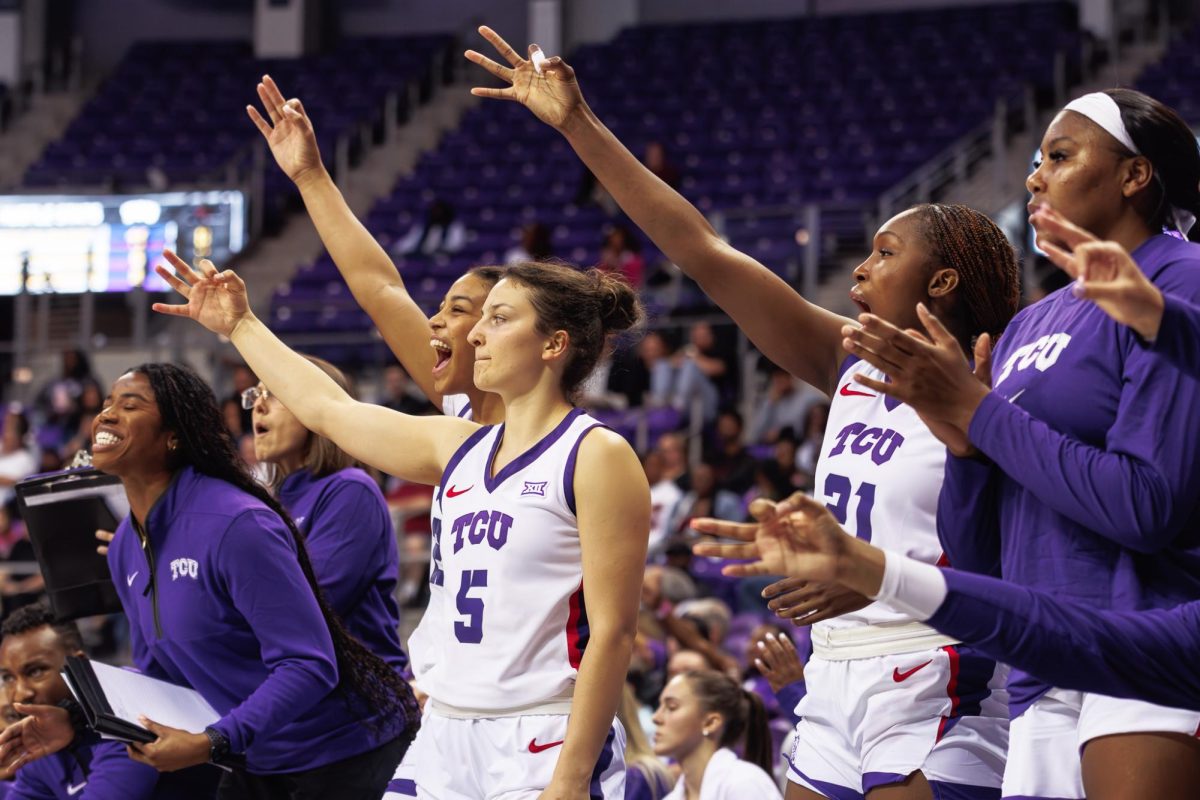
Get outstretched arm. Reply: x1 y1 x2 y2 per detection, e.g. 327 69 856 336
152 252 476 483
694 493 1200 711
465 27 848 395
248 76 442 403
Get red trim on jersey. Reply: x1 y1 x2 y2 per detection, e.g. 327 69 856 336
936 645 961 742
565 582 589 670
935 552 951 568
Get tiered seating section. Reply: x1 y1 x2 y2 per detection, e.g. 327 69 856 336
1136 21 1200 124
272 2 1082 362
23 36 451 226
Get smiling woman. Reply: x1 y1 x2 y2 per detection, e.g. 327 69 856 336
82 363 420 799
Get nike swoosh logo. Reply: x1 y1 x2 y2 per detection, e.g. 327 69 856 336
1006 388 1026 404
528 737 565 754
893 660 933 682
446 484 474 498
67 783 87 796
839 382 875 398
126 572 139 587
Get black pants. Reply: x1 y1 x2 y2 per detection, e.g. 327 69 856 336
216 734 410 800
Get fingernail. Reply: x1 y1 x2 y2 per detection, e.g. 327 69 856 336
766 632 776 640
757 641 766 650
754 658 764 667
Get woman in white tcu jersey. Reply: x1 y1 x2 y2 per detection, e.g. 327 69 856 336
153 250 651 800
464 25 1022 800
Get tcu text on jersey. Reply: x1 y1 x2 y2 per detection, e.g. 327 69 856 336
449 509 514 553
826 422 906 466
994 333 1071 387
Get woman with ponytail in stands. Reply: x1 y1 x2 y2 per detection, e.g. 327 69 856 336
840 89 1200 799
153 250 651 799
652 669 780 800
2 362 420 799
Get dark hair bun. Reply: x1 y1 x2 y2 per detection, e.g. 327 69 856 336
589 268 643 334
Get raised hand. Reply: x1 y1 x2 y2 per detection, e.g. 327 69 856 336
246 74 325 186
465 26 586 130
690 493 850 581
0 703 74 778
1032 206 1164 340
151 250 254 338
841 305 990 437
754 631 806 693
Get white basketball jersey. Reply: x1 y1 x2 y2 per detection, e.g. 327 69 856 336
409 394 473 688
812 359 950 647
416 407 603 712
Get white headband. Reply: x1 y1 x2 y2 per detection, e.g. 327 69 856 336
1063 92 1140 154
1062 92 1196 236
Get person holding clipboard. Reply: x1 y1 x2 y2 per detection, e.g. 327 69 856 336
1 363 419 800
0 602 217 798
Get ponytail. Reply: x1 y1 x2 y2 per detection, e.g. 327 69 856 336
739 688 773 775
683 670 774 774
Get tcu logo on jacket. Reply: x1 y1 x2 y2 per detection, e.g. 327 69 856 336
170 558 199 580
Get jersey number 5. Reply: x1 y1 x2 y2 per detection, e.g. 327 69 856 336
824 473 876 542
454 569 488 644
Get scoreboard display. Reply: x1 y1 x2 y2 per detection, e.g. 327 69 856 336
0 191 246 294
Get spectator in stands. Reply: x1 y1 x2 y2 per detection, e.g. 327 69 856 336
504 222 552 264
59 382 104 463
665 650 709 680
747 366 820 445
0 601 217 797
619 683 673 800
644 141 681 191
705 410 756 495
770 429 808 493
654 433 689 486
652 670 781 799
395 198 465 256
644 450 684 560
33 350 99 457
599 224 646 288
793 401 830 480
0 409 35 511
376 365 437 416
668 463 743 535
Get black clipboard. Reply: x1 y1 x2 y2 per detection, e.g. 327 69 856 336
14 468 128 621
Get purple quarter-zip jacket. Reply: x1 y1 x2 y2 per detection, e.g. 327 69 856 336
109 466 402 773
278 467 408 673
938 234 1200 716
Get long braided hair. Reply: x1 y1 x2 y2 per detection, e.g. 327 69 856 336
912 203 1021 340
133 362 419 739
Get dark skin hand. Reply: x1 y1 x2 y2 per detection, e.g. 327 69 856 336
126 717 211 772
841 304 993 455
763 575 871 627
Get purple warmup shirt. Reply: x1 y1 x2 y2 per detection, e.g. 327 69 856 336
928 569 1200 712
938 234 1200 716
109 466 403 774
7 733 216 800
1153 292 1200 378
278 467 408 673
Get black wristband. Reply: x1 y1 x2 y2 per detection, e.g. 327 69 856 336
203 726 231 764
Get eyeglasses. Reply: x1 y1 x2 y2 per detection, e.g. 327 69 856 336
240 386 272 410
